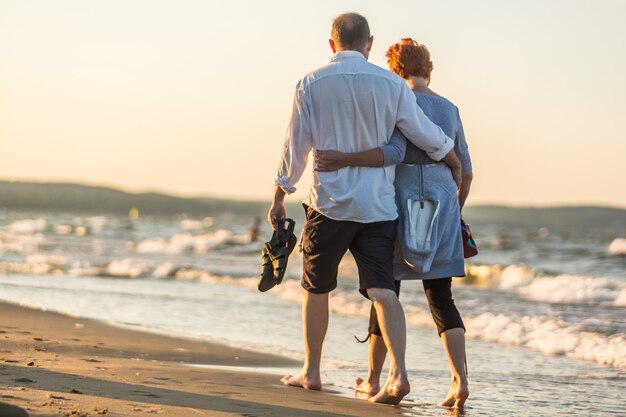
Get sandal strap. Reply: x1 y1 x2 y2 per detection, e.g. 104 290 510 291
269 246 289 262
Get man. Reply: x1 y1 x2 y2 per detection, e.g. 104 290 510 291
268 13 461 405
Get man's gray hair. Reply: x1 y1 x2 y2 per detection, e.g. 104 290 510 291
331 13 370 50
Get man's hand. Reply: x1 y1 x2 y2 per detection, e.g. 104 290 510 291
314 150 349 172
442 149 462 189
268 201 286 227
267 186 287 228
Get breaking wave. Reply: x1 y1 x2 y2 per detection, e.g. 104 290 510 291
464 264 626 307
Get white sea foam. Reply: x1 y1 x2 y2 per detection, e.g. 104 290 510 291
106 259 149 278
53 224 74 235
6 218 47 234
498 264 536 290
466 312 626 369
0 219 47 255
0 254 67 275
517 275 626 306
464 263 534 289
25 254 69 268
614 291 626 307
135 238 176 254
465 263 626 306
135 230 234 254
67 261 102 277
180 217 214 231
152 262 178 279
187 230 234 253
0 230 45 255
608 238 626 256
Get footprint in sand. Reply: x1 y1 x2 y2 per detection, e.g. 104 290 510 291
153 377 182 384
132 406 163 414
64 409 90 417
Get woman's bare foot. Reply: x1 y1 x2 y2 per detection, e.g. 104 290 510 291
354 377 380 396
368 375 410 405
439 378 469 408
280 373 322 391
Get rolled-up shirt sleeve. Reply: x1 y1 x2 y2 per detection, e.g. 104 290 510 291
274 81 313 194
395 84 454 161
380 128 407 166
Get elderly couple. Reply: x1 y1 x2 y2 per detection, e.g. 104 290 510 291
268 12 473 407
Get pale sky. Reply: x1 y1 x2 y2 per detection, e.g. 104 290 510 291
1 0 625 207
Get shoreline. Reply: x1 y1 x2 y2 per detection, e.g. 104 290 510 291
0 300 408 417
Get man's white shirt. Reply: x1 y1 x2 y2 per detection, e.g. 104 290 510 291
275 51 454 223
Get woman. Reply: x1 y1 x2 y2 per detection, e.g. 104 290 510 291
316 38 473 408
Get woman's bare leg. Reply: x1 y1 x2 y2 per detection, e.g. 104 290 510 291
355 334 387 395
439 328 469 408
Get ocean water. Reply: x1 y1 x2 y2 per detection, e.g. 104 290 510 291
0 208 625 416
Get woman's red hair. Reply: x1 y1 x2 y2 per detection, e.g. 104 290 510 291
386 38 433 80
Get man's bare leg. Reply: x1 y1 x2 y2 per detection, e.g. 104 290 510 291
365 288 410 404
355 334 387 396
281 291 328 390
439 328 469 408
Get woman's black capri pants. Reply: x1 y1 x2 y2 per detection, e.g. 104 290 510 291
368 277 465 337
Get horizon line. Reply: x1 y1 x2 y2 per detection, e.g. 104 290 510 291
1 177 625 210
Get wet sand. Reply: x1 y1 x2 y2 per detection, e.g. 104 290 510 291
0 301 412 417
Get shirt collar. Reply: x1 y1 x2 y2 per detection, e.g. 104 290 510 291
330 50 366 62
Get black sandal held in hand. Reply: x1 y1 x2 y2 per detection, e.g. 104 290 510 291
257 218 297 292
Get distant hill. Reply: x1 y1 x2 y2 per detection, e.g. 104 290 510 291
0 181 268 216
463 205 626 233
0 181 624 232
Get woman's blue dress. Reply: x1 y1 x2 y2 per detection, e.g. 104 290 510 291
380 92 472 280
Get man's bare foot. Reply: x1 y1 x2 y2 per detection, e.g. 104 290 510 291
280 374 322 391
368 375 410 405
439 378 469 408
354 377 380 396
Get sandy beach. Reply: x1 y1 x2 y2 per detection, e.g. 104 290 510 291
0 301 413 417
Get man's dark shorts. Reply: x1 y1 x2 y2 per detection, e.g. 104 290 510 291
300 204 398 298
